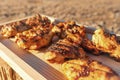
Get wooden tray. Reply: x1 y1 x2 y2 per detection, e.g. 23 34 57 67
0 15 120 80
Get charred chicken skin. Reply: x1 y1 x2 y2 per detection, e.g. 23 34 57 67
44 25 86 63
92 29 120 61
81 38 100 55
62 58 119 80
51 21 77 39
44 38 86 63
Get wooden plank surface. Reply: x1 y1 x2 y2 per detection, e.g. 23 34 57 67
0 38 67 80
0 57 23 80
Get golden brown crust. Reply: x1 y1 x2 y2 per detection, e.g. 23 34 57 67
44 38 86 63
92 28 120 61
51 21 79 39
0 14 51 38
44 25 86 63
26 14 51 27
0 21 31 38
81 38 100 55
15 24 54 49
14 14 55 49
62 59 119 80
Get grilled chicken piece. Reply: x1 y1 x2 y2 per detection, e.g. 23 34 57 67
0 21 31 38
81 38 100 55
62 58 119 80
44 38 86 63
0 14 51 38
52 21 77 39
14 14 55 49
15 23 54 49
44 26 86 63
92 29 120 61
66 25 86 41
26 14 51 27
51 21 83 43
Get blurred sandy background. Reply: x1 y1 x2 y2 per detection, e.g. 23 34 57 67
0 0 120 34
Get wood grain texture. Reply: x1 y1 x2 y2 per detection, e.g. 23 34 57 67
0 39 67 80
0 58 23 80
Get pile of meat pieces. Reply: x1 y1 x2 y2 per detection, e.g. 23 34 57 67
0 14 120 80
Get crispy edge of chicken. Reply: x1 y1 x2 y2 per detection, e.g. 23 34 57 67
62 58 119 80
92 28 120 61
